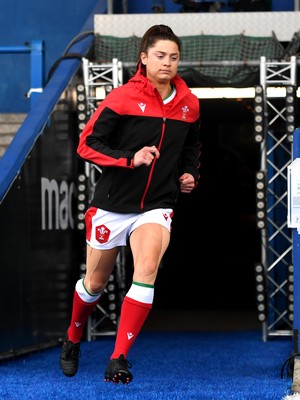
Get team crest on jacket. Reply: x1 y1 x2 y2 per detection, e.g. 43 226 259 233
95 224 110 244
181 105 189 120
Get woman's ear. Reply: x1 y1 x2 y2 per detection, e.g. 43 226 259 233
140 52 147 65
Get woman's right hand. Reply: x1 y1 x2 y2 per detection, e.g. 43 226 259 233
133 146 160 167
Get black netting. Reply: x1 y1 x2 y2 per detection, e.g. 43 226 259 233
94 33 299 86
94 35 140 63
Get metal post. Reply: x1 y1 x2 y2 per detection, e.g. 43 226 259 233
291 55 298 86
29 40 44 108
112 58 120 88
107 0 113 14
259 56 268 341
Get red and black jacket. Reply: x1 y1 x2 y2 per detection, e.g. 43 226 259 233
77 68 201 213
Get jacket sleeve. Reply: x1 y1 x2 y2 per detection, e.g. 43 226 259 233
77 90 135 168
179 116 202 185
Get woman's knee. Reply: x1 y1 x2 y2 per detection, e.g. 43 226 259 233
85 247 119 293
134 258 160 282
84 276 108 294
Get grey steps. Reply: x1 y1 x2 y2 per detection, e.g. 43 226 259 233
0 113 27 157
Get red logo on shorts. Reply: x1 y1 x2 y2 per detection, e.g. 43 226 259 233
95 224 110 244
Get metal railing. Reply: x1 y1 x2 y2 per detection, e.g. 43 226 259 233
0 41 44 108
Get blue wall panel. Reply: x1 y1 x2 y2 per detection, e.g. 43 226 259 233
272 0 294 11
0 0 99 113
127 0 181 13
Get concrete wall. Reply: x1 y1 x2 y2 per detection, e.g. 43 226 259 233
95 11 300 40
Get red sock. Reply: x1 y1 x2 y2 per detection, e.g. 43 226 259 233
111 296 152 359
67 291 99 343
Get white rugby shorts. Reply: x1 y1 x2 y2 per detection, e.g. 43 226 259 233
85 207 174 250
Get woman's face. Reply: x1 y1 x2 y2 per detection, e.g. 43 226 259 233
140 39 180 85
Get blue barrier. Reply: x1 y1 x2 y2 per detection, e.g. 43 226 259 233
293 127 300 352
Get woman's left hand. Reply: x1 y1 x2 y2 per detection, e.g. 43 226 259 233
179 173 195 193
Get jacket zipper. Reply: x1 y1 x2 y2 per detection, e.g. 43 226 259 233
140 117 166 210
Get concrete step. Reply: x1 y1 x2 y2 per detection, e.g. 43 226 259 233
0 113 27 157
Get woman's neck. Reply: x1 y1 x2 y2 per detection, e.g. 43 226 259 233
155 82 173 100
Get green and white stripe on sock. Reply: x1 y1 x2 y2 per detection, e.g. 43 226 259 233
126 281 154 304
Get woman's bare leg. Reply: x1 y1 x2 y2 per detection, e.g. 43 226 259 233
104 224 170 383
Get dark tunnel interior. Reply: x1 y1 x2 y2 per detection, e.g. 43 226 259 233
126 97 261 314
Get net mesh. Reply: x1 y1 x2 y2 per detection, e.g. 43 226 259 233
94 32 300 86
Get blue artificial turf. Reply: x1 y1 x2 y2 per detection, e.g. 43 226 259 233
0 331 294 400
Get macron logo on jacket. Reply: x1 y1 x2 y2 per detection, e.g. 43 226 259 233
138 102 146 113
